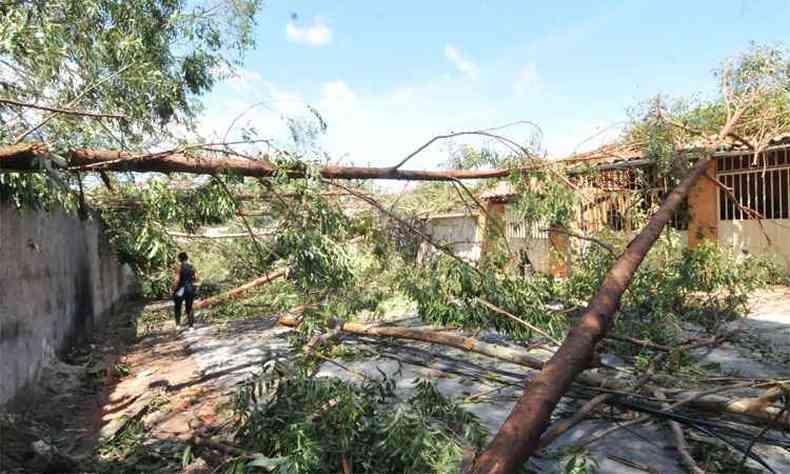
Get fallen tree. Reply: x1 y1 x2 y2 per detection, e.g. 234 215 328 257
278 315 548 372
193 269 286 311
276 308 790 429
465 155 724 474
0 143 517 181
465 46 790 473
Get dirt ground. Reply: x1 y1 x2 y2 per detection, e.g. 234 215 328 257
2 287 790 473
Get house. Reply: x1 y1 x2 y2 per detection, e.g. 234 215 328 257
420 136 790 274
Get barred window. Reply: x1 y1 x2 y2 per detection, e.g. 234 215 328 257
717 148 789 172
718 166 790 220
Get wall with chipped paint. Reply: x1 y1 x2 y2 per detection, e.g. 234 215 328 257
0 202 135 405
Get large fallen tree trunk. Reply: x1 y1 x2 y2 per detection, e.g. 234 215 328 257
1 143 516 181
0 142 664 181
278 316 548 371
277 310 789 429
193 269 285 310
465 154 716 474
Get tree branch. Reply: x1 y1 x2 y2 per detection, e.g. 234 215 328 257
0 98 127 119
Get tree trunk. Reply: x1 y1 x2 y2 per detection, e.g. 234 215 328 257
277 317 548 371
466 155 714 474
193 270 285 310
1 143 515 181
275 307 788 429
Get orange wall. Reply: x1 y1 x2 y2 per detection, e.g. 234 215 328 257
687 159 719 248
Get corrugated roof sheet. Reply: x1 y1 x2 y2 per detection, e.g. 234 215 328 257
558 134 790 166
479 181 518 200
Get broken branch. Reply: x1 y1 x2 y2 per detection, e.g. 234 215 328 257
193 270 285 311
0 98 127 119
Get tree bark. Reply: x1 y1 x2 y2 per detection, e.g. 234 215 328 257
192 270 285 310
167 230 274 240
466 155 714 474
277 317 548 371
275 308 788 429
1 143 517 181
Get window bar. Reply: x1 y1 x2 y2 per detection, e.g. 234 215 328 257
782 168 788 219
740 173 744 219
776 170 785 219
773 170 779 219
780 169 785 219
767 171 773 219
718 176 727 221
758 171 768 219
747 172 754 220
744 173 754 219
737 173 743 220
751 172 757 217
722 174 729 221
785 168 790 218
733 173 741 220
779 170 784 219
727 174 734 220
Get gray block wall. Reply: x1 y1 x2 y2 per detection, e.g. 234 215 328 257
0 202 135 405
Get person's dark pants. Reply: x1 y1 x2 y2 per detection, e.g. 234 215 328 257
174 288 195 327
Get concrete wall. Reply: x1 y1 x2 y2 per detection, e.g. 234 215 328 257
720 219 790 271
420 215 481 263
0 202 135 406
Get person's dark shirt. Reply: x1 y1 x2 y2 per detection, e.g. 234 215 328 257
177 262 195 288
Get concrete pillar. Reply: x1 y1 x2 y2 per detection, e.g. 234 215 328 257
687 159 719 248
478 201 506 259
548 225 570 278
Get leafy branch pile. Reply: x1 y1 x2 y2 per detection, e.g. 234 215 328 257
229 361 488 474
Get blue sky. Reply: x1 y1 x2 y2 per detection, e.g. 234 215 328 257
197 0 790 170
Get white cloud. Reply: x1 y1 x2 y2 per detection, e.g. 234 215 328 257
319 80 358 112
513 63 539 97
544 121 624 158
286 18 332 46
226 68 263 92
189 81 309 147
311 78 503 173
444 45 479 78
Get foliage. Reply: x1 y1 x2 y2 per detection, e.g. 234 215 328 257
231 361 488 474
97 177 239 297
0 0 261 148
262 178 356 293
385 181 476 217
399 255 567 341
546 446 599 474
445 145 520 170
0 171 79 212
624 44 790 181
279 230 354 292
561 230 780 351
509 169 577 227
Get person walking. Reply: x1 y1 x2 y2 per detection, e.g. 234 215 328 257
172 251 198 329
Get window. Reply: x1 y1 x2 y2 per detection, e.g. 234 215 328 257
717 151 790 220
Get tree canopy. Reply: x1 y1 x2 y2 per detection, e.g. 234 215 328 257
0 0 261 149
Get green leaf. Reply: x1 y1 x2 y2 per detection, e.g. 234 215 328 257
246 455 289 471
